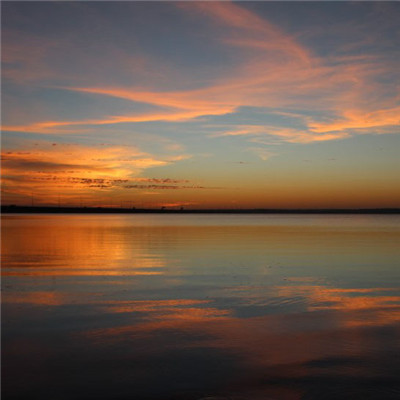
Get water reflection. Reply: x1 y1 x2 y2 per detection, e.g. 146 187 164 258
2 214 400 399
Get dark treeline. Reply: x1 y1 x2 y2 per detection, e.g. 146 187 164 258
2 205 400 214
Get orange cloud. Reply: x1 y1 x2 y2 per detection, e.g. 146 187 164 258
180 1 312 63
50 11 395 147
1 105 236 134
215 125 350 143
0 5 346 138
2 2 397 152
1 142 190 204
156 201 199 208
309 106 400 133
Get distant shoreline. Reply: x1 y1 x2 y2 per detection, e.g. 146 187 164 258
2 205 400 214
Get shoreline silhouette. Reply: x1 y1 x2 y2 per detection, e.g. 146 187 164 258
2 205 399 214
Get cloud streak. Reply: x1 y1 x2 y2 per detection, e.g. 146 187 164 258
214 125 351 144
123 184 218 190
1 142 192 203
1 106 236 134
2 2 398 148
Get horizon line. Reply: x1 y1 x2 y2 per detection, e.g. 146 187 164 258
2 205 400 215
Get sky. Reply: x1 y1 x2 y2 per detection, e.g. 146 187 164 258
1 1 399 209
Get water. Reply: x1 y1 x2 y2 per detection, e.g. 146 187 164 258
2 214 400 400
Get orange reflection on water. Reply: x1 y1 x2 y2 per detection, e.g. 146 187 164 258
1 269 163 277
76 276 400 391
2 291 67 306
342 308 400 328
3 214 399 400
78 292 400 400
99 299 212 314
87 305 233 341
276 285 400 311
2 215 166 276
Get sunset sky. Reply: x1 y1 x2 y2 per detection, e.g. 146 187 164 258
2 1 399 209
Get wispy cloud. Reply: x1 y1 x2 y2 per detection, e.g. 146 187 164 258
1 106 236 134
1 30 59 83
309 106 400 133
132 178 190 184
214 125 350 144
3 2 397 149
1 142 191 203
123 184 218 190
156 201 199 208
180 1 312 63
247 147 276 161
29 2 392 148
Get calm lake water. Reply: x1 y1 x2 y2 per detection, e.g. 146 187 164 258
2 214 400 400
